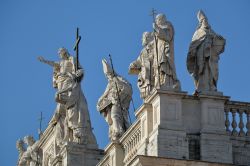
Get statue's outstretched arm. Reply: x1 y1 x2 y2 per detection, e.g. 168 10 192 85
38 56 58 67
129 51 142 73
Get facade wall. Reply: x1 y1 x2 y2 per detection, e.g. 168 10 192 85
129 155 233 166
231 136 250 166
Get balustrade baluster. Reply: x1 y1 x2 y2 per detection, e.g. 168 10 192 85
246 110 250 136
225 107 231 135
238 109 245 136
138 131 140 142
128 141 131 153
124 143 127 155
135 132 138 145
132 135 135 148
231 108 238 136
135 133 138 145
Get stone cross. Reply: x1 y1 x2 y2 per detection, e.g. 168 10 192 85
150 8 161 88
150 8 157 23
38 111 45 139
74 27 82 71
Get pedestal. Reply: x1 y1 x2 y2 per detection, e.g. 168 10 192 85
60 142 104 166
97 142 124 166
199 94 233 164
146 90 189 159
39 124 104 166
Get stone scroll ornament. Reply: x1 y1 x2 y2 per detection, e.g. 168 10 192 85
38 47 97 146
97 58 132 141
186 10 226 95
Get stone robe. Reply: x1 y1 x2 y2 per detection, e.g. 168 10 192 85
129 41 154 99
18 141 39 166
58 71 97 144
97 75 132 141
153 22 180 90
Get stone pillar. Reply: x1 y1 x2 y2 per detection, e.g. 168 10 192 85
97 142 124 166
147 90 189 159
59 142 104 166
134 104 153 156
39 124 104 166
199 95 233 164
109 143 124 166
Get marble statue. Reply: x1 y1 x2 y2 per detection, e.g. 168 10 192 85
16 139 25 166
153 13 181 90
17 136 40 166
55 70 97 145
38 47 97 145
129 32 154 100
186 10 226 94
97 59 132 141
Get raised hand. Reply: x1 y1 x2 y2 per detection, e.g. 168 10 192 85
37 56 45 63
37 56 57 67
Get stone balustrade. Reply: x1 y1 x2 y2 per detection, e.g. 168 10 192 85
99 154 111 166
120 119 142 164
97 119 143 166
225 101 250 137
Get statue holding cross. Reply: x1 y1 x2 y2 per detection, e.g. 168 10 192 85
38 28 97 146
151 11 181 91
129 10 181 100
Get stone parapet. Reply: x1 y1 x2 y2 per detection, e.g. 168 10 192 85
230 136 250 166
98 89 250 166
128 155 233 166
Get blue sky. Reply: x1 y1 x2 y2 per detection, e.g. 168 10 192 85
1 0 250 165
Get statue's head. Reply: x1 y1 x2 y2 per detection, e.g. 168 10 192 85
155 14 167 26
142 32 153 47
58 47 69 59
24 135 35 146
16 139 25 151
197 10 209 28
102 59 115 81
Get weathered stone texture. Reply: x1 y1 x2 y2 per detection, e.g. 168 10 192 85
200 133 232 164
129 155 233 166
231 136 250 166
